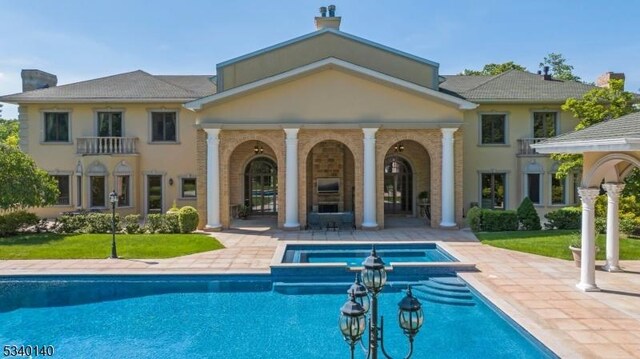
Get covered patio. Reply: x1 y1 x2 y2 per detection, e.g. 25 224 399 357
534 112 640 291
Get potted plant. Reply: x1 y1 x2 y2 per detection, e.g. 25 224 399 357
237 205 250 220
568 234 599 268
418 191 429 204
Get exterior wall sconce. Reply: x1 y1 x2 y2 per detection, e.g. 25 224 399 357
254 142 264 154
393 143 405 152
169 178 174 186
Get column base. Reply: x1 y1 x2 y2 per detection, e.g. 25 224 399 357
204 224 223 232
361 223 379 230
576 282 600 292
439 221 458 229
602 263 623 272
283 223 300 231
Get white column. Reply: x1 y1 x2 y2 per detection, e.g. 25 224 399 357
362 128 379 229
440 128 458 228
577 187 601 292
205 129 222 230
602 183 625 272
284 128 300 229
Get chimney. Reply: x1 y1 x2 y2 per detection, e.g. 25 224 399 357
596 72 625 88
315 4 341 30
542 66 552 80
21 69 57 92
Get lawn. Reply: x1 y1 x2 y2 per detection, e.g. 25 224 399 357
476 230 640 260
0 233 224 259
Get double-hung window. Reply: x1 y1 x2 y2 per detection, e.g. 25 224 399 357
151 112 177 142
44 112 70 142
480 114 506 144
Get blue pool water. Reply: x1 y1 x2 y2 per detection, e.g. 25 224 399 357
282 243 455 265
0 276 555 359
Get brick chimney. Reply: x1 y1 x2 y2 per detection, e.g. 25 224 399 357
596 72 625 89
21 69 57 92
315 4 341 30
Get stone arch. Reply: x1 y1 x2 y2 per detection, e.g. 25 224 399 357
583 153 640 187
86 161 107 175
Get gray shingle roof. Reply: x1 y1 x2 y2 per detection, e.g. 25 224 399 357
440 70 596 103
0 70 216 102
538 111 640 144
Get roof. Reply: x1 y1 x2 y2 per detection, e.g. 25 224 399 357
0 70 216 103
533 111 640 153
439 70 597 103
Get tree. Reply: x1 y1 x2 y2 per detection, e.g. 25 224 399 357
460 61 527 76
0 143 59 210
539 53 581 81
0 119 19 146
552 79 637 178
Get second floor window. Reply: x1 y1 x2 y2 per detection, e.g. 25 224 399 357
97 112 122 137
44 112 69 142
151 112 177 142
533 112 557 138
480 114 506 144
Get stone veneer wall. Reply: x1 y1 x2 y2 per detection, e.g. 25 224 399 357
308 141 355 212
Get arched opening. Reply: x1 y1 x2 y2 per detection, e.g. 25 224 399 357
383 156 413 215
244 157 278 215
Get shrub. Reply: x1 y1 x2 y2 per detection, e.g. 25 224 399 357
85 213 119 233
145 213 180 234
0 211 39 237
122 214 142 234
467 206 482 232
178 206 199 233
517 197 541 231
544 207 581 230
57 215 88 233
145 214 165 233
595 217 607 234
481 210 519 232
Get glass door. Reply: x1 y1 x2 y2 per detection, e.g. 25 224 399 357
244 158 278 215
147 175 163 214
383 157 413 215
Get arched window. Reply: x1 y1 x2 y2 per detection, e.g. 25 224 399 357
87 161 108 207
384 157 413 214
244 157 278 215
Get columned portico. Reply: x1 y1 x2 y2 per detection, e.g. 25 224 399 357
440 128 457 228
205 128 222 230
284 128 300 229
577 187 600 292
362 128 379 229
602 183 625 272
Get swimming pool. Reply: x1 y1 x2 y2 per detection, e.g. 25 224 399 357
281 243 456 265
0 275 556 358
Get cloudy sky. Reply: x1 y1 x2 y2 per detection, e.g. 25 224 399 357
1 0 638 118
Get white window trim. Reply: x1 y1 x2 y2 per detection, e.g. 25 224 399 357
478 112 510 146
49 171 73 207
530 110 560 139
143 171 167 215
75 173 83 208
93 108 126 137
147 108 180 144
477 170 509 210
549 173 568 206
40 108 73 144
178 174 197 200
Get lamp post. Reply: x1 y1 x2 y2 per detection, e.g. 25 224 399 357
339 246 424 359
109 190 118 259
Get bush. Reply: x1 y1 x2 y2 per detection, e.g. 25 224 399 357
595 217 606 235
57 215 88 233
178 206 199 233
481 210 519 232
544 207 581 230
145 214 165 233
0 211 39 237
467 206 482 232
85 213 118 234
144 213 180 234
517 197 541 231
122 214 142 234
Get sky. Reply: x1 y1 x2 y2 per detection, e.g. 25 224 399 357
1 0 639 119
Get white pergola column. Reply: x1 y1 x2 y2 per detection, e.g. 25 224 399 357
602 183 625 272
577 187 601 292
440 128 458 228
205 128 222 230
362 128 379 229
284 128 300 230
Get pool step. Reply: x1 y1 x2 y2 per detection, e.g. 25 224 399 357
411 277 475 307
418 280 470 293
413 292 476 307
412 285 473 300
429 277 467 287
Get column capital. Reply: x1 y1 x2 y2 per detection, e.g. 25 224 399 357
204 128 221 137
441 127 458 136
578 187 600 205
362 128 379 139
284 128 299 139
602 183 625 197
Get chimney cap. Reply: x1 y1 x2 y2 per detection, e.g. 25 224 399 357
319 6 327 17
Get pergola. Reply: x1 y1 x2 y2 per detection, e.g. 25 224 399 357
533 112 640 291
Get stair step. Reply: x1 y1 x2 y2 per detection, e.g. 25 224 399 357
429 277 467 287
412 285 473 300
414 293 476 307
419 280 470 293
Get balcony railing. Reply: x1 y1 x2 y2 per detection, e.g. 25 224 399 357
77 137 138 155
517 138 548 156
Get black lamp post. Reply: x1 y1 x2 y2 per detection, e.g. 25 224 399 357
339 246 424 359
109 190 118 259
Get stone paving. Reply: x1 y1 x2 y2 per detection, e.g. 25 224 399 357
0 225 639 358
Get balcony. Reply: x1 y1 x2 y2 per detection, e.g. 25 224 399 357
517 138 548 156
77 137 138 155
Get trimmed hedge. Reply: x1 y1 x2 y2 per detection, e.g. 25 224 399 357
517 197 541 231
468 208 518 232
122 214 142 234
467 207 482 232
178 206 199 233
544 207 581 230
145 213 180 234
0 211 39 237
57 213 120 234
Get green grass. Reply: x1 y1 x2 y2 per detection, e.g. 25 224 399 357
476 230 640 260
0 233 224 259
